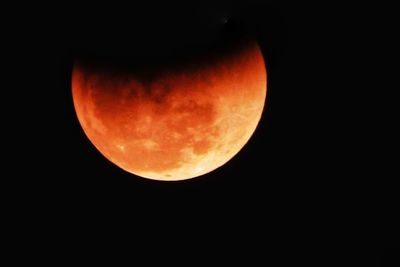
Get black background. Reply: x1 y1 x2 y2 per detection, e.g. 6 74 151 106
6 0 397 264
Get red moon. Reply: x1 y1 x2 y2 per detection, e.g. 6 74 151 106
72 40 267 181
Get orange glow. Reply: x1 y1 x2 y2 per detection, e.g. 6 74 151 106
72 40 267 181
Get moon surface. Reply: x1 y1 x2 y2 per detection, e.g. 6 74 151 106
72 40 267 181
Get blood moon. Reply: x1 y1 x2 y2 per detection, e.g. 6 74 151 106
72 40 267 181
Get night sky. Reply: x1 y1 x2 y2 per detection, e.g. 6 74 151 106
8 1 396 264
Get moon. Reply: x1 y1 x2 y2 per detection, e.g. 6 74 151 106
72 39 267 181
